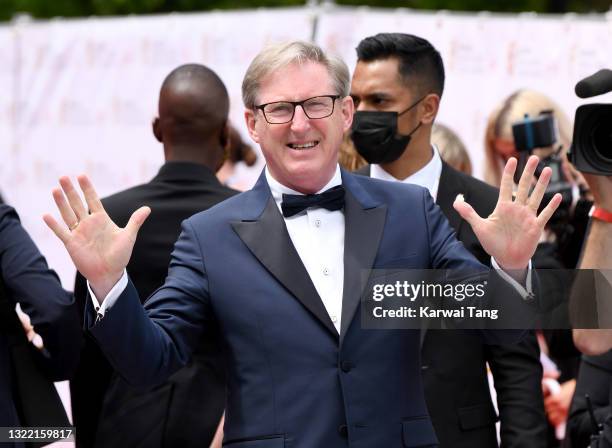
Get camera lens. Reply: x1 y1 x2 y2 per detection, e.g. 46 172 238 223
590 110 612 161
570 104 612 174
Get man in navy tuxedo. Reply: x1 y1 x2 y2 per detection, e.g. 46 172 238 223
45 41 562 447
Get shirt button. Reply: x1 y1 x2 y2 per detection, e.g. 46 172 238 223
322 267 329 276
331 315 338 323
314 218 321 227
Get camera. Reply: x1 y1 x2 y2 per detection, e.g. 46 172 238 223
511 112 574 237
512 112 558 153
568 69 612 174
570 104 612 174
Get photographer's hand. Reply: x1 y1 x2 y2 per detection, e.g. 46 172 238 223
572 173 612 355
583 173 612 212
561 152 593 201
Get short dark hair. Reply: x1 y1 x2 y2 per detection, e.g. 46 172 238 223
356 33 445 97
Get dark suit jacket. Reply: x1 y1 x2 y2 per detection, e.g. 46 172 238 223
85 169 527 448
358 162 547 448
72 162 237 448
0 205 81 433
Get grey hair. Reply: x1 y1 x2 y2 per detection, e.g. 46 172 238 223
242 41 350 109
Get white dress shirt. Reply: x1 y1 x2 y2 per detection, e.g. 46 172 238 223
266 165 345 332
370 144 442 201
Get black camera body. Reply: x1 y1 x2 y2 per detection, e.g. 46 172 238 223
569 103 612 174
568 68 612 174
511 112 574 231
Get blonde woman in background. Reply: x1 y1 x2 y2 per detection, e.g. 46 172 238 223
432 123 473 176
483 89 573 187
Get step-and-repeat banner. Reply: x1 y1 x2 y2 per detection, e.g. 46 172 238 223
1 5 612 287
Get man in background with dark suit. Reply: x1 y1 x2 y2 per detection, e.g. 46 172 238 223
350 33 547 448
71 63 238 447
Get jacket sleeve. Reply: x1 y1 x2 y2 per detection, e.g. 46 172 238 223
486 332 548 448
88 218 212 388
0 205 82 380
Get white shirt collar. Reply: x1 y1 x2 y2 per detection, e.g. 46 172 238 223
370 144 443 200
266 165 343 205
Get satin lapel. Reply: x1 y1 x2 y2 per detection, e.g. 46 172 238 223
232 197 338 339
340 188 387 344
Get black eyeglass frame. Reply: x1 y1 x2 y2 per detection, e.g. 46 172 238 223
255 95 342 124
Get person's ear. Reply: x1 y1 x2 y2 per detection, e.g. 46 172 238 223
152 117 162 143
340 96 354 133
420 94 440 125
245 109 260 143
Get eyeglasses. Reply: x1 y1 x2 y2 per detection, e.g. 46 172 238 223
255 95 341 124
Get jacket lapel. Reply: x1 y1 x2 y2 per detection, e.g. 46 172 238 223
340 171 387 343
231 173 338 339
435 162 466 233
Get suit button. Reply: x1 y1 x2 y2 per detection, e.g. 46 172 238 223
421 364 429 370
340 361 353 372
338 424 348 438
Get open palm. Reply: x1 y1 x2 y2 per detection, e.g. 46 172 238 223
454 156 562 271
44 175 150 299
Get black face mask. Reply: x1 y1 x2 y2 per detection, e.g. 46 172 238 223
350 97 424 165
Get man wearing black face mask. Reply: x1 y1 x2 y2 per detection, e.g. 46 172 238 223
71 64 237 448
351 94 424 165
351 33 547 448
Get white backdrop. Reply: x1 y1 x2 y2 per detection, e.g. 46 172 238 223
1 5 612 288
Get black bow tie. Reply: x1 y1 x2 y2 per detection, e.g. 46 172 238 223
281 185 345 218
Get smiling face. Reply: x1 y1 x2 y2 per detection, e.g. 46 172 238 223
245 61 354 194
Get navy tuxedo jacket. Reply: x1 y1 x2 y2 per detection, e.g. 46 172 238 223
87 169 508 448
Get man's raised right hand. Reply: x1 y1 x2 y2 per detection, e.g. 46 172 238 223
43 175 150 301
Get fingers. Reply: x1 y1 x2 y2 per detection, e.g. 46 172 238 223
527 166 553 212
125 206 151 237
453 194 483 230
498 157 517 203
78 174 104 213
43 213 71 244
59 176 88 220
52 187 79 230
515 155 539 204
537 193 563 228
